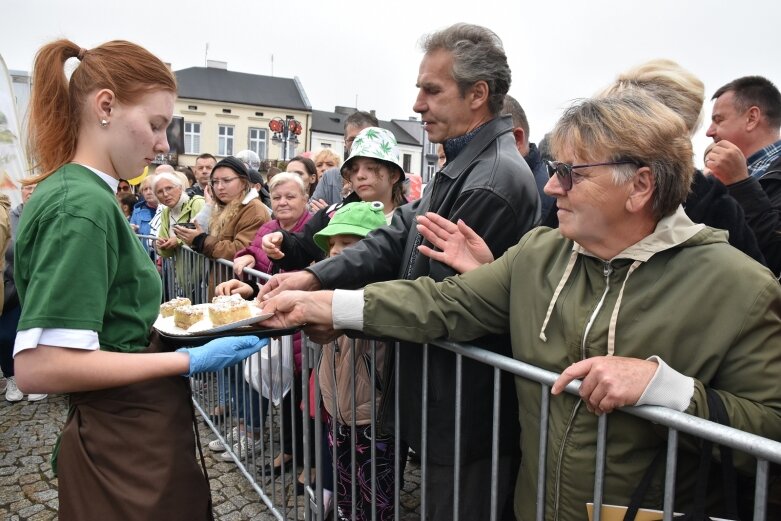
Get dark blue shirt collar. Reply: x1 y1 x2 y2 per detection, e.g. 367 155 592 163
443 120 492 163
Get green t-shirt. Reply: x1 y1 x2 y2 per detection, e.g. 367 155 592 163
15 164 161 352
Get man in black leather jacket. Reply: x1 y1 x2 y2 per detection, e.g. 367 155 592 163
260 23 538 521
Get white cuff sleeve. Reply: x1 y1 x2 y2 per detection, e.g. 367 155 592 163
332 289 365 331
14 328 100 357
635 355 694 411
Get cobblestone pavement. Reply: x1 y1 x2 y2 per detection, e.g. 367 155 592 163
0 377 422 520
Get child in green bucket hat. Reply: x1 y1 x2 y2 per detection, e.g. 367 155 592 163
313 200 387 253
312 200 397 520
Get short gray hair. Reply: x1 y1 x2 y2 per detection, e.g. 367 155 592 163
269 172 307 195
152 171 184 191
421 23 511 115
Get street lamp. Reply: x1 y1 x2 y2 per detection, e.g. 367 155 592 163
269 116 303 161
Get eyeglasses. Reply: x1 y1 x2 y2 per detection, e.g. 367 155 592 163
210 177 240 188
545 160 638 191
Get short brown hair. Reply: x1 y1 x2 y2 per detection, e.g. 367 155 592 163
712 76 781 128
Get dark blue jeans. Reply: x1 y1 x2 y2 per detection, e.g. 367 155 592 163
0 304 21 377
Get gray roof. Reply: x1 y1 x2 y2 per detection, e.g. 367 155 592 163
311 110 347 136
175 67 311 111
392 119 425 144
310 110 421 147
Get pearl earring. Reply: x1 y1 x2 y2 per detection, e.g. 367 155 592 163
100 119 109 127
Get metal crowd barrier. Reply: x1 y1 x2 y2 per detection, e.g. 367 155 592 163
153 239 781 521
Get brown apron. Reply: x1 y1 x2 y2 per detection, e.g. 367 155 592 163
56 331 213 520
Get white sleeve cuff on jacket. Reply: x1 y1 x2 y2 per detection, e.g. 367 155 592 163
332 289 365 331
635 355 694 411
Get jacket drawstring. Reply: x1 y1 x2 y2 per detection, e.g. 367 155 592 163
539 250 578 342
606 260 642 356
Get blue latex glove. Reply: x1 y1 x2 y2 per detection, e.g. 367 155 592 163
177 336 269 376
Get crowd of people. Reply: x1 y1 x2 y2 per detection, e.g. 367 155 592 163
2 19 781 521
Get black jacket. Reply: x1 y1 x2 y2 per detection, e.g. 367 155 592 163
273 192 362 271
725 154 781 277
309 115 539 463
683 171 765 265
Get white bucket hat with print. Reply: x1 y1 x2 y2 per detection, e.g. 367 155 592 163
340 127 405 180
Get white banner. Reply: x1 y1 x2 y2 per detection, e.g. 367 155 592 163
0 53 28 208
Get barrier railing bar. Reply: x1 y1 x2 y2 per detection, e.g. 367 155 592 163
433 339 781 463
490 367 501 521
592 414 608 521
453 353 463 521
662 429 678 521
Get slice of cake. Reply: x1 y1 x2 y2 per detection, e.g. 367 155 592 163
209 299 251 326
212 294 244 304
174 305 205 329
160 297 191 317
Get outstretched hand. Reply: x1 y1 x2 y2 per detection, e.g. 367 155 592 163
551 356 658 415
416 212 494 274
258 271 321 300
177 336 269 376
261 232 285 260
259 290 340 344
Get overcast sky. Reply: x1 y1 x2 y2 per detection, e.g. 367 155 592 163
2 0 780 166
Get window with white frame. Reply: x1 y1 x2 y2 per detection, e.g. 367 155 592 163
248 128 267 159
426 164 435 182
184 122 201 154
403 154 412 173
427 142 438 155
218 125 234 156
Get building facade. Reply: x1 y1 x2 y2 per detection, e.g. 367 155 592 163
174 61 311 167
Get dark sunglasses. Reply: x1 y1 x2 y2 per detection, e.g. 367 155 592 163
545 160 638 191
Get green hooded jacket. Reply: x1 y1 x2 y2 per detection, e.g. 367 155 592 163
361 207 781 520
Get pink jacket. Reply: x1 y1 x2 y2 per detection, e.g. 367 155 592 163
235 211 312 371
234 211 312 274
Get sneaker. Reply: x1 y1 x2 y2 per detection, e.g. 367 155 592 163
219 434 261 462
28 394 48 402
208 426 239 452
4 377 23 402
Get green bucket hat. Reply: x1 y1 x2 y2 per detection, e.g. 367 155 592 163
341 127 405 180
313 201 387 252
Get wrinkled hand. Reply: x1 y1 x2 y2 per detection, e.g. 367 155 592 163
259 290 339 343
262 231 285 260
259 290 334 328
310 198 329 212
233 254 256 277
416 212 494 274
705 140 749 186
258 271 321 300
173 222 204 245
156 236 179 250
216 279 255 299
177 336 269 376
551 356 658 415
